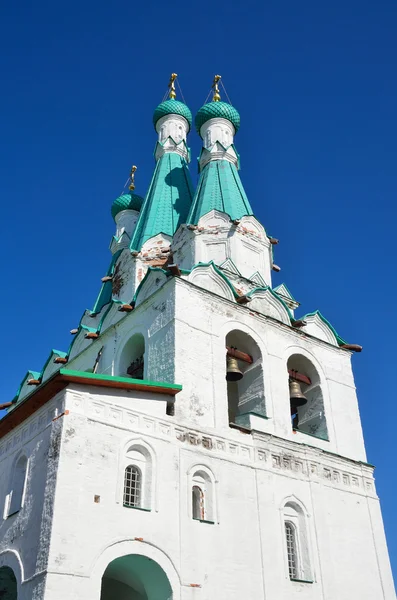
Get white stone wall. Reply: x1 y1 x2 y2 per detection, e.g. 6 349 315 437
1 276 395 599
0 393 65 599
1 382 393 599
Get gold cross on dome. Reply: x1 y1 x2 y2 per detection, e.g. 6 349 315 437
168 73 178 99
129 165 137 191
212 74 221 102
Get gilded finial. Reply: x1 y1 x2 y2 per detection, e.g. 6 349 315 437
129 165 137 191
168 73 178 99
212 75 221 102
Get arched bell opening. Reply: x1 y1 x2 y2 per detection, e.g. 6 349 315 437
225 330 265 428
287 354 328 440
0 566 17 600
100 554 173 600
119 333 145 380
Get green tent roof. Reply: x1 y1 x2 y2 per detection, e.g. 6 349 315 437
187 160 253 224
130 153 194 251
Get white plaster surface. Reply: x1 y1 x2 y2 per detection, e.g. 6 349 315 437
1 276 395 599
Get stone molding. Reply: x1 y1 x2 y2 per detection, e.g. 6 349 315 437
63 391 377 499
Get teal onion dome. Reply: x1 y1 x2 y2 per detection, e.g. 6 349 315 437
111 192 144 221
153 99 193 131
195 101 241 136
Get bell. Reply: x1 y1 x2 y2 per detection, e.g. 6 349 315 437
226 355 243 382
289 379 308 407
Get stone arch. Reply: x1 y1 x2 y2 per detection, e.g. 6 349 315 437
286 350 329 441
0 551 24 599
0 567 17 599
117 332 145 379
225 329 266 428
89 540 181 600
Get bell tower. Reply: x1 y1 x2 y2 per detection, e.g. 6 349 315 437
0 75 394 600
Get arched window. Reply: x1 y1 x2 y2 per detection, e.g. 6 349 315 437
285 521 299 579
225 330 265 428
121 443 153 511
123 465 142 508
8 455 28 516
118 333 145 380
287 354 328 441
283 501 312 582
191 469 215 523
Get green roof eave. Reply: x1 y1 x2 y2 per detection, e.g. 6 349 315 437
273 283 297 302
300 310 347 346
91 249 123 315
132 267 171 305
1 369 182 438
59 369 182 393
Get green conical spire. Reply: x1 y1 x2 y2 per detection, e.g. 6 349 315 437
130 76 194 251
130 153 194 251
187 160 253 224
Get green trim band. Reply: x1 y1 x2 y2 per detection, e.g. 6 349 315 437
59 369 182 392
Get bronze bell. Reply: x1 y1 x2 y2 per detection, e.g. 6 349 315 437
289 379 308 407
226 355 243 382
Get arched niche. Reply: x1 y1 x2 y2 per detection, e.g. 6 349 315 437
287 354 328 441
100 554 172 600
118 333 145 380
0 566 17 600
226 330 266 428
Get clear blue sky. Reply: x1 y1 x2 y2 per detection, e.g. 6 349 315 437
1 0 396 580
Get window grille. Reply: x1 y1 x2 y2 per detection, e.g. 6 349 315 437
285 521 298 579
192 485 205 520
123 465 141 507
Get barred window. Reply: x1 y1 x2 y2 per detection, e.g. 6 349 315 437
285 521 298 579
123 465 141 507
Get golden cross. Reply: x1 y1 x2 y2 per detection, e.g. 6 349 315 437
168 73 178 99
212 74 222 102
129 165 137 191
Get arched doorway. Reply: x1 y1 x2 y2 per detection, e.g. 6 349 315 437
100 554 172 600
0 566 17 599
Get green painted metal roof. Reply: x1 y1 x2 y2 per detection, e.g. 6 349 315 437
153 99 192 131
187 160 253 224
195 101 240 135
130 153 194 251
111 192 144 220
